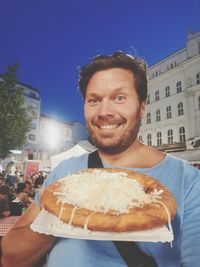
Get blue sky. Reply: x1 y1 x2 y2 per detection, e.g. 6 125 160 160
1 0 200 124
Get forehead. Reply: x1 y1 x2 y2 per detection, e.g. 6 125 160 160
86 68 135 94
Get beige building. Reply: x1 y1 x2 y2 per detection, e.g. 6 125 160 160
19 83 41 146
139 29 200 162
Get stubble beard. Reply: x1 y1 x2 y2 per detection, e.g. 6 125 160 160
87 114 141 155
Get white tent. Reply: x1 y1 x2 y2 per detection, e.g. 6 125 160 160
51 141 95 170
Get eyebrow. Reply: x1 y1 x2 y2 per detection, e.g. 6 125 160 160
86 87 129 97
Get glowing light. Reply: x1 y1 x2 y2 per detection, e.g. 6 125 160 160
44 123 61 149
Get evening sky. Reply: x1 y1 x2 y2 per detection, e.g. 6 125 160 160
1 0 200 123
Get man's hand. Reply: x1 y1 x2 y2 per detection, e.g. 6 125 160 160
1 203 57 267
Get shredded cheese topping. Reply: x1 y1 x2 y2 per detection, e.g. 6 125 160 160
54 170 163 214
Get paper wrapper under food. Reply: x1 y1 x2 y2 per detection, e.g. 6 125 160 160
31 209 174 243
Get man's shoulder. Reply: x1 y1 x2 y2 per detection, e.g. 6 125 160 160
162 154 200 184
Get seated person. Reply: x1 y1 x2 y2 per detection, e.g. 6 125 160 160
0 184 11 218
0 174 5 186
24 181 35 199
12 183 32 208
34 176 44 195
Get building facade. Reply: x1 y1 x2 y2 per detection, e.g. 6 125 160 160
2 83 89 168
19 83 41 146
139 30 200 155
38 115 88 153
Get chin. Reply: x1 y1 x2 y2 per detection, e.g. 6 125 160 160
88 116 141 154
94 138 136 154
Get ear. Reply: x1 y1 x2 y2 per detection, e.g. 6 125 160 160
140 101 146 118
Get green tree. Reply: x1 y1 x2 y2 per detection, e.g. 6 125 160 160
0 64 32 159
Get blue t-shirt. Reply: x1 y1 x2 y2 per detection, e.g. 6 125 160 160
35 153 200 267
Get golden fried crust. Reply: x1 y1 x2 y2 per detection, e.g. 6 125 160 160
41 168 177 232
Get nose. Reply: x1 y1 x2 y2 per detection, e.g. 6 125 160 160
97 100 114 117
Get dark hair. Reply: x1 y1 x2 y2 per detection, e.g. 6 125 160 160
34 177 44 188
16 183 25 194
78 51 148 103
0 184 10 195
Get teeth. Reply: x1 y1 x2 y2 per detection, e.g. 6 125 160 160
100 125 118 129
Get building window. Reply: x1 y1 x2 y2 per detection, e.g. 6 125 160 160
178 102 184 116
166 106 172 119
29 134 36 141
31 101 38 109
167 129 173 144
138 135 143 142
157 132 162 146
198 96 200 110
176 81 182 93
165 86 170 97
179 127 185 143
197 73 200 84
30 123 37 129
155 90 159 101
147 112 151 124
147 134 152 146
147 94 150 104
156 109 161 121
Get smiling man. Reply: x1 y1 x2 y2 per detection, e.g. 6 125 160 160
2 52 200 267
84 68 144 154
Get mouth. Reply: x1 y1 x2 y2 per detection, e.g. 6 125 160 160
99 124 119 129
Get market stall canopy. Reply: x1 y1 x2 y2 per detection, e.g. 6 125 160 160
51 141 95 170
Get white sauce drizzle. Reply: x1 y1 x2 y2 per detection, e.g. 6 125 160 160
156 200 173 232
83 212 95 232
58 203 65 220
68 205 78 226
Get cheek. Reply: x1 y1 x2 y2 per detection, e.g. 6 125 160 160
119 107 138 119
84 106 93 122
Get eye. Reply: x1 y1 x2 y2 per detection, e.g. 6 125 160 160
114 95 126 103
86 98 99 106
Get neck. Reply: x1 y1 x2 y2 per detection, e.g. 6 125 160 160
98 140 143 167
98 140 166 168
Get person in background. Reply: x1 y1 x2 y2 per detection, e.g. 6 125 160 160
10 183 32 216
18 173 25 184
13 183 32 208
1 51 200 267
0 174 5 186
0 184 11 218
23 180 35 199
5 162 17 188
34 176 44 195
193 163 200 169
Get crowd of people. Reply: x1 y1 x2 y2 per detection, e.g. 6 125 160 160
0 162 46 218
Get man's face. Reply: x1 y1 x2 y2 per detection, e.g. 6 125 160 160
84 68 145 154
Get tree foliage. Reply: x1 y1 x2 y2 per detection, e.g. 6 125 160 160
0 64 32 159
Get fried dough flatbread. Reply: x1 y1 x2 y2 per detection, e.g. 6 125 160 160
41 168 177 232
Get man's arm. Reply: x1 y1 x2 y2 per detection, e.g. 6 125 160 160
1 203 57 267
